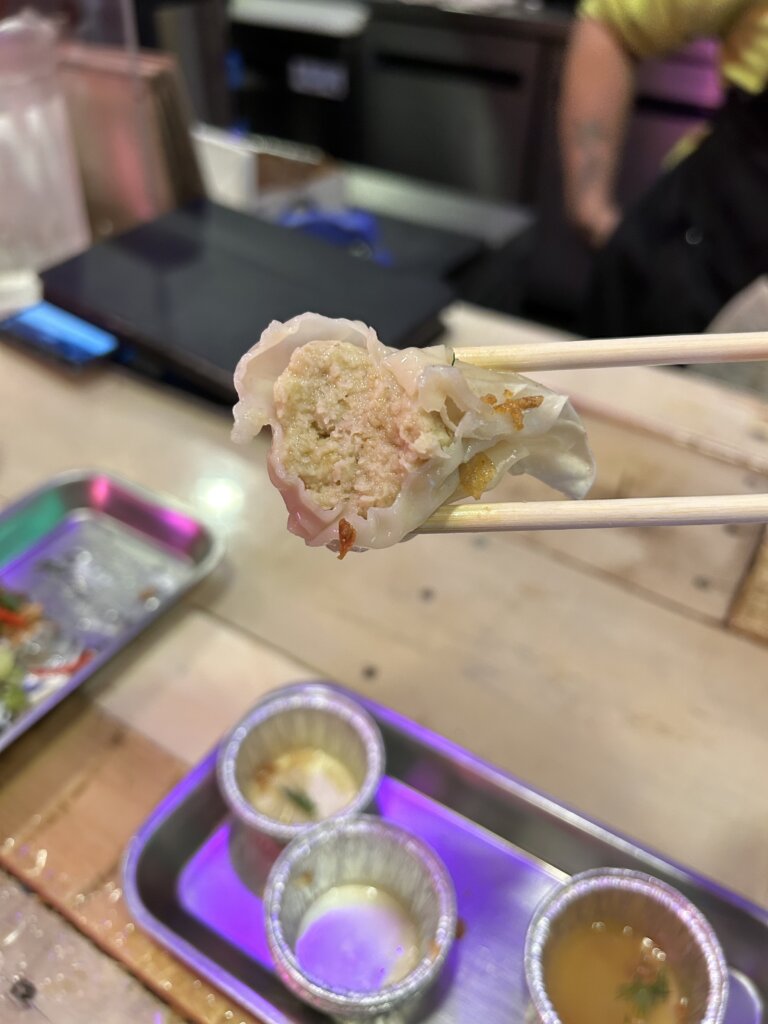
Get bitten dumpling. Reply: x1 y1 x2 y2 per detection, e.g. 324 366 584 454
232 313 595 555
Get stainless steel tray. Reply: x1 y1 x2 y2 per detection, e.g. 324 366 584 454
124 683 767 1024
0 471 222 753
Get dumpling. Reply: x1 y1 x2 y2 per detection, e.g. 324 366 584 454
232 313 595 555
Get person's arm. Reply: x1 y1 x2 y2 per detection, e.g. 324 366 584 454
558 17 636 248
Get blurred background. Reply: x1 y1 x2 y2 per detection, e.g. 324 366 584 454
1 0 765 396
134 0 724 325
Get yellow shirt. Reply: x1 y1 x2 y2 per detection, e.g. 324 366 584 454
580 0 768 94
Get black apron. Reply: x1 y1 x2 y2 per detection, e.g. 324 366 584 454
585 87 768 337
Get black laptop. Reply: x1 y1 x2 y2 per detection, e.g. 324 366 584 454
42 202 456 401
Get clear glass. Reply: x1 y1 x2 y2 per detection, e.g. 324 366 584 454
0 0 144 315
0 9 90 311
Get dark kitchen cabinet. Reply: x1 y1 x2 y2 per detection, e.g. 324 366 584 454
364 22 542 201
228 0 723 326
229 16 369 161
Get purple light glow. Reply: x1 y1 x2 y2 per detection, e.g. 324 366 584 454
296 896 411 993
179 776 562 1013
157 507 202 542
179 822 274 968
128 727 763 1022
377 778 560 917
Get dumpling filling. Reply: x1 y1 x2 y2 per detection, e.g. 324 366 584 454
232 313 596 553
274 340 451 516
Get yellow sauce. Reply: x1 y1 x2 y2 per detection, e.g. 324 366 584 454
544 919 688 1024
244 746 358 824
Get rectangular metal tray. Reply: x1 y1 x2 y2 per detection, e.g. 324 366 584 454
0 470 222 754
124 683 767 1024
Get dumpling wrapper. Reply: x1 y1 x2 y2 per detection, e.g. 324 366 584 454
232 313 596 552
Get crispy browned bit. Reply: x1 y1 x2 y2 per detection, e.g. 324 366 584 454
139 587 159 602
458 452 496 500
253 761 277 789
297 870 314 887
338 518 356 560
482 391 544 430
429 939 441 959
455 918 467 940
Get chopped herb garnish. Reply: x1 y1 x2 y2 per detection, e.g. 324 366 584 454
450 352 457 366
0 588 24 613
282 785 316 815
617 969 670 1017
1 670 28 717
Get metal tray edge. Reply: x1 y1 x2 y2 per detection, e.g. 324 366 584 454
339 685 768 931
123 753 295 1024
123 681 768 1024
0 470 225 754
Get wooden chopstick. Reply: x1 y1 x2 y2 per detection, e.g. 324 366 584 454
423 332 768 536
452 331 768 372
418 494 768 534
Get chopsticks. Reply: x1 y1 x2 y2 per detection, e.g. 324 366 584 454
452 331 768 372
418 494 768 534
421 331 768 534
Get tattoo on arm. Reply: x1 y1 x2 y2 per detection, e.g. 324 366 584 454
571 118 611 197
574 118 610 145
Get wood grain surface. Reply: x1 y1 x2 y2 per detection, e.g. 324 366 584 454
1 303 768 1022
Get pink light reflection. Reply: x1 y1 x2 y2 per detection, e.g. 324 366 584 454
158 507 201 541
89 476 111 508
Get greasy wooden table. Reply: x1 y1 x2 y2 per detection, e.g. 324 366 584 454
2 303 768 1023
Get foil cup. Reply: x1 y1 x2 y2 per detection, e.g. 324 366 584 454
217 686 385 847
264 815 457 1021
524 868 729 1024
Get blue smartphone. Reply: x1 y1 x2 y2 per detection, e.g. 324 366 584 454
0 302 118 366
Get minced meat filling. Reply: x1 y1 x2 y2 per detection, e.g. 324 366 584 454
274 340 452 514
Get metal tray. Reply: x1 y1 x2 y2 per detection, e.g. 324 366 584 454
124 683 767 1024
0 471 222 754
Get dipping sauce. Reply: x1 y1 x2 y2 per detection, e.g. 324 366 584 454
544 919 689 1024
244 747 357 824
295 884 421 992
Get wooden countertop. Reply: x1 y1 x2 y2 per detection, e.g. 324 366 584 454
1 302 768 1022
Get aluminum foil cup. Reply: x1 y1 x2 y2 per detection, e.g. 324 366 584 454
265 815 457 1021
217 686 385 846
524 868 729 1024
